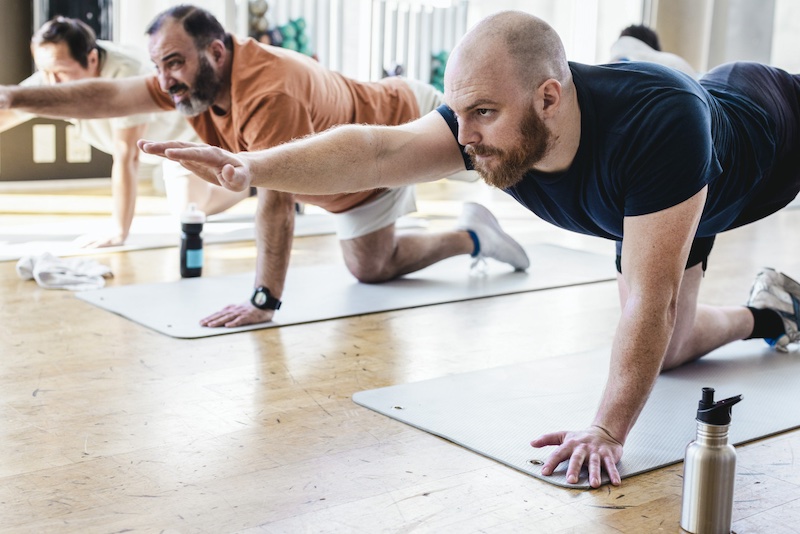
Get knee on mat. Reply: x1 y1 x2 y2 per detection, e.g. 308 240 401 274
346 258 395 284
661 342 696 371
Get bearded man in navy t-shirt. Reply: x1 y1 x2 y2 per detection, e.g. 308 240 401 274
139 11 800 489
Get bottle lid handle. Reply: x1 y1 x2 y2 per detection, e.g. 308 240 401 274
696 387 743 425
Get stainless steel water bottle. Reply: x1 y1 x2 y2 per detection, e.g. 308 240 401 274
680 387 743 534
180 203 206 278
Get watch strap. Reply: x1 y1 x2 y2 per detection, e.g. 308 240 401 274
251 286 282 310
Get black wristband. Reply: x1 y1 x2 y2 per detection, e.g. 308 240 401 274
251 286 282 310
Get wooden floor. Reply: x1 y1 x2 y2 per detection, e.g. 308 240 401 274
2 180 800 533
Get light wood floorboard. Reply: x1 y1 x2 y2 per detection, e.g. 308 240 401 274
2 181 799 533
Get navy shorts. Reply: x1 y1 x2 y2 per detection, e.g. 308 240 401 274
615 235 716 274
702 63 800 227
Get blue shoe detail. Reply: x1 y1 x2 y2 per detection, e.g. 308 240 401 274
747 267 800 352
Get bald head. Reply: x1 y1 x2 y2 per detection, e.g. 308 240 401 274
451 11 570 92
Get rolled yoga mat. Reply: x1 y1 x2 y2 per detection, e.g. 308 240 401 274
353 339 797 489
76 243 616 338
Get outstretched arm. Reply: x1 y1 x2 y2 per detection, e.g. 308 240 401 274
531 186 707 487
0 76 160 119
139 110 467 194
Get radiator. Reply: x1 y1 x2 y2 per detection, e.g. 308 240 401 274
257 0 469 82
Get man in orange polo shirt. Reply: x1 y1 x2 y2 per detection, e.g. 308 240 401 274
0 5 528 326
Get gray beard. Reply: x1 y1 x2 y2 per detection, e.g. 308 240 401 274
175 94 213 117
173 56 222 117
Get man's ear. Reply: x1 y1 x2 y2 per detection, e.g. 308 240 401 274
538 78 562 116
208 39 226 65
87 47 100 74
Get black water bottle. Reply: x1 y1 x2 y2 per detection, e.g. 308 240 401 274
180 203 206 278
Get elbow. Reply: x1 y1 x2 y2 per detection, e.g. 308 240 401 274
113 144 141 167
115 147 140 164
664 295 679 330
626 286 680 332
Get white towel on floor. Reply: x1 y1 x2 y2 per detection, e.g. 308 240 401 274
16 253 113 291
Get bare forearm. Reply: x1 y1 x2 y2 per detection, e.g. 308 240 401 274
242 123 460 194
593 297 676 442
598 201 700 443
110 159 138 240
254 190 295 298
143 112 465 196
243 125 386 194
3 77 156 119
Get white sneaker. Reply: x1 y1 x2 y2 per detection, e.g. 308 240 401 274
456 203 530 271
747 267 800 352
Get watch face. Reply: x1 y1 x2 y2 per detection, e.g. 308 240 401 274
254 290 267 307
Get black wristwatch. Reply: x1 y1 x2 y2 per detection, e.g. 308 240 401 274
251 286 282 310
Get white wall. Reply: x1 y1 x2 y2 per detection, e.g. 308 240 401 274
466 0 644 64
771 0 800 72
596 0 647 63
652 0 714 72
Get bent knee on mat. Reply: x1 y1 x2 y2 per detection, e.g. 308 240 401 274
344 254 399 284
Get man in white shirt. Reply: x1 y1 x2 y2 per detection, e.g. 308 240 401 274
0 16 248 247
609 24 698 78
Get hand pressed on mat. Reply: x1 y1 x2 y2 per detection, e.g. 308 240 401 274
531 425 623 488
200 301 275 328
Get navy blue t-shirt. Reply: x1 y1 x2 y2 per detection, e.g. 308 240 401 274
437 61 800 240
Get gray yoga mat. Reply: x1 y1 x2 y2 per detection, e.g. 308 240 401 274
75 244 615 338
353 339 798 489
0 212 347 262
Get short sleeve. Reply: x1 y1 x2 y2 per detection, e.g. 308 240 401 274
619 93 721 216
435 104 473 171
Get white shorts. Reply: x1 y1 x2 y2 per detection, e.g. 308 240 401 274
401 77 445 115
334 186 417 240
